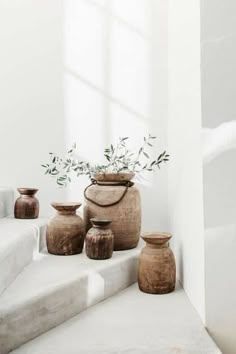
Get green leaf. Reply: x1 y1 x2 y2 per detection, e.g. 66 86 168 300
143 151 149 158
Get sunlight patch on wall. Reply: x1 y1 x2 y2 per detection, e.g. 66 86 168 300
64 0 106 90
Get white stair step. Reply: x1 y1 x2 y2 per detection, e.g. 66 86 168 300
0 188 14 218
6 216 48 250
0 218 48 295
11 283 221 354
0 246 140 354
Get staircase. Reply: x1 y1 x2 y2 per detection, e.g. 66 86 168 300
0 188 221 354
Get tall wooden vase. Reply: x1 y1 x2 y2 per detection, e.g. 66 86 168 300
84 172 141 251
138 232 176 294
46 202 85 255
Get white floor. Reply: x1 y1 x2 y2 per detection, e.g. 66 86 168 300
12 283 221 354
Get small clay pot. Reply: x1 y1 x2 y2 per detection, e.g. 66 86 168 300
138 232 176 294
85 218 114 260
46 202 85 255
14 188 39 219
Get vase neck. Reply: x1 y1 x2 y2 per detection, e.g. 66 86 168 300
146 242 169 249
21 194 34 198
57 210 76 216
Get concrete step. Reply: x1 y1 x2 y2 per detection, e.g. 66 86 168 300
0 188 14 218
6 216 48 250
0 218 48 295
11 283 221 354
0 219 37 295
0 246 140 354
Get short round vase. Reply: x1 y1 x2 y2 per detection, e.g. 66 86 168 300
14 188 39 219
46 202 85 255
138 232 176 294
85 218 114 260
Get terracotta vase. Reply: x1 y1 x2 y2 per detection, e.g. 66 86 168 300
85 218 114 260
46 202 85 255
84 172 141 251
14 188 39 219
138 232 176 294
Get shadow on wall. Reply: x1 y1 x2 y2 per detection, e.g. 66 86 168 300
64 0 168 230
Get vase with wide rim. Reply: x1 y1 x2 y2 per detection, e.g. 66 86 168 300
85 218 114 260
14 188 39 219
138 232 176 294
46 202 85 255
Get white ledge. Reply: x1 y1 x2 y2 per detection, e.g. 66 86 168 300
0 245 141 353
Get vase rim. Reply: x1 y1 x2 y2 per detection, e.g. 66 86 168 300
17 188 38 195
51 202 82 211
94 172 135 182
141 232 172 245
90 218 112 227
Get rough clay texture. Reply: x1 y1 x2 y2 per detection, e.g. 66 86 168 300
84 184 141 250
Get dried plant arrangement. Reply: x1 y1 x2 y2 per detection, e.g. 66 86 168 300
42 135 169 187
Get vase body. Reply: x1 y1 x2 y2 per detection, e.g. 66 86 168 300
85 218 114 260
46 202 85 255
14 188 39 219
84 173 141 251
138 232 176 294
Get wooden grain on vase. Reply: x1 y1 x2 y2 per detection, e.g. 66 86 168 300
85 218 114 260
138 232 176 294
46 202 85 255
14 188 39 219
84 172 141 251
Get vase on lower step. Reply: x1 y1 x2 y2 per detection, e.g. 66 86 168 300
85 218 114 260
138 232 176 294
46 202 85 255
14 188 39 219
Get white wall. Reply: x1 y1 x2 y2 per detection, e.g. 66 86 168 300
201 0 236 352
0 0 65 216
64 0 169 231
168 0 205 322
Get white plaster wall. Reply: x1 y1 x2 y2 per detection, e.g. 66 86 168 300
64 0 169 231
168 0 205 322
0 0 65 216
201 1 236 352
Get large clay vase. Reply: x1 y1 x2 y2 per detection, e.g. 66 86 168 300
138 232 176 294
46 202 85 255
85 218 114 260
84 172 141 251
14 188 39 219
